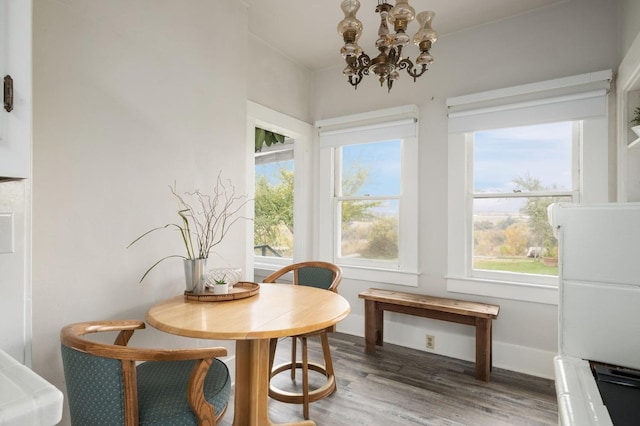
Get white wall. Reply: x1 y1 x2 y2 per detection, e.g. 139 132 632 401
247 34 312 124
311 0 619 378
620 0 640 59
32 1 249 424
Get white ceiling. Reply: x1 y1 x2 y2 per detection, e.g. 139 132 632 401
244 0 565 71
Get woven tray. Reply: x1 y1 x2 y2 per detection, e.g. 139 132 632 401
184 281 260 302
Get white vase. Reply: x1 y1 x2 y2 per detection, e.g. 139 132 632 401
212 283 229 295
184 258 207 294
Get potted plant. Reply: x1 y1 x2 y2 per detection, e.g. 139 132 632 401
128 173 249 293
211 275 229 295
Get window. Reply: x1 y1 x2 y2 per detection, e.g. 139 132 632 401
471 122 579 279
248 102 314 274
254 134 294 258
336 139 401 267
317 106 419 286
446 71 611 303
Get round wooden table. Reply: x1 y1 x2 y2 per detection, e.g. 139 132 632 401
146 283 351 426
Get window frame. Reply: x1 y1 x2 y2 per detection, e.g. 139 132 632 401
467 121 581 285
247 102 314 277
254 138 295 259
317 105 419 286
446 71 612 304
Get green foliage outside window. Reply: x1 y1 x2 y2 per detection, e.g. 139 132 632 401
254 168 294 256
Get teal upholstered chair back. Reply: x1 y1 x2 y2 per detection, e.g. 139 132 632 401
60 320 231 426
263 261 342 293
61 345 127 425
297 266 336 290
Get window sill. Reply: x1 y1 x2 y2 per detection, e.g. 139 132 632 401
445 276 558 305
255 263 420 287
341 265 420 287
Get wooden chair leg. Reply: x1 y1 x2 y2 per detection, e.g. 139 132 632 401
302 336 310 420
291 337 297 380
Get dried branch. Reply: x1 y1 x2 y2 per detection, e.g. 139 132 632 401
127 172 251 283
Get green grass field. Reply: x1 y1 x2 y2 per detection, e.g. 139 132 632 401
473 258 558 275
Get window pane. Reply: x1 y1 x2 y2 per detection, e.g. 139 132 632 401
341 140 401 196
472 196 570 276
254 159 294 258
474 122 573 193
339 199 398 262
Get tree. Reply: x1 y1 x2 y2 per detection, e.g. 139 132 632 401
254 159 386 257
361 217 398 259
512 174 556 257
255 127 285 153
340 165 382 224
254 169 293 249
503 222 529 256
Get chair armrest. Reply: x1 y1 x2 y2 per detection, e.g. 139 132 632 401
61 320 227 361
187 358 217 424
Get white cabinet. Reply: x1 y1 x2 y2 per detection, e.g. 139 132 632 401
0 0 31 180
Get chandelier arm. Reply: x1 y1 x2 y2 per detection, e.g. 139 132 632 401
348 53 371 89
398 58 428 82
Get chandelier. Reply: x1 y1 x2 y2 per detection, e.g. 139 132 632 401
338 0 437 92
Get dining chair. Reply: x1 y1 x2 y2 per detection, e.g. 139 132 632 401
60 320 231 426
263 261 343 420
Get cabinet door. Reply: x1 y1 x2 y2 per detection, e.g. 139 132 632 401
0 0 31 180
0 0 31 366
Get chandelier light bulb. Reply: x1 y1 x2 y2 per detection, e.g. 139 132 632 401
413 11 437 46
388 0 415 32
338 0 363 42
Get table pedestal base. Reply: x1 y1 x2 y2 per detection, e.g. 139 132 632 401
232 339 315 426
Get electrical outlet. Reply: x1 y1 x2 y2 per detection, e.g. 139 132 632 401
426 334 435 350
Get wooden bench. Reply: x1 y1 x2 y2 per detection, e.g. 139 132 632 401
358 288 500 382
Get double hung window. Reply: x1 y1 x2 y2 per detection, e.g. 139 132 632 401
447 71 611 303
248 101 313 273
470 121 579 279
254 135 294 259
317 106 419 286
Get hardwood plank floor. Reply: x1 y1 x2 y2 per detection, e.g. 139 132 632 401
219 332 558 425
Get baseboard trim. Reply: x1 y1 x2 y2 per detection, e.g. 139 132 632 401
336 313 555 380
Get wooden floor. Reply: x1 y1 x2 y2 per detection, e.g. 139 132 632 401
219 332 558 426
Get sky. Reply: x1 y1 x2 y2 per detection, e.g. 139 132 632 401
474 121 573 193
473 121 574 214
256 122 573 215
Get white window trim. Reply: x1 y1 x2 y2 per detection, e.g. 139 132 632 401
247 101 314 276
316 105 420 287
446 72 612 304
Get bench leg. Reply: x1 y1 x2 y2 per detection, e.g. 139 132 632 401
475 318 492 382
364 300 383 354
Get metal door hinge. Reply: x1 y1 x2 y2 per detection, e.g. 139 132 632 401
4 75 13 112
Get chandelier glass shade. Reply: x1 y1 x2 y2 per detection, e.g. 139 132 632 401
338 0 437 92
